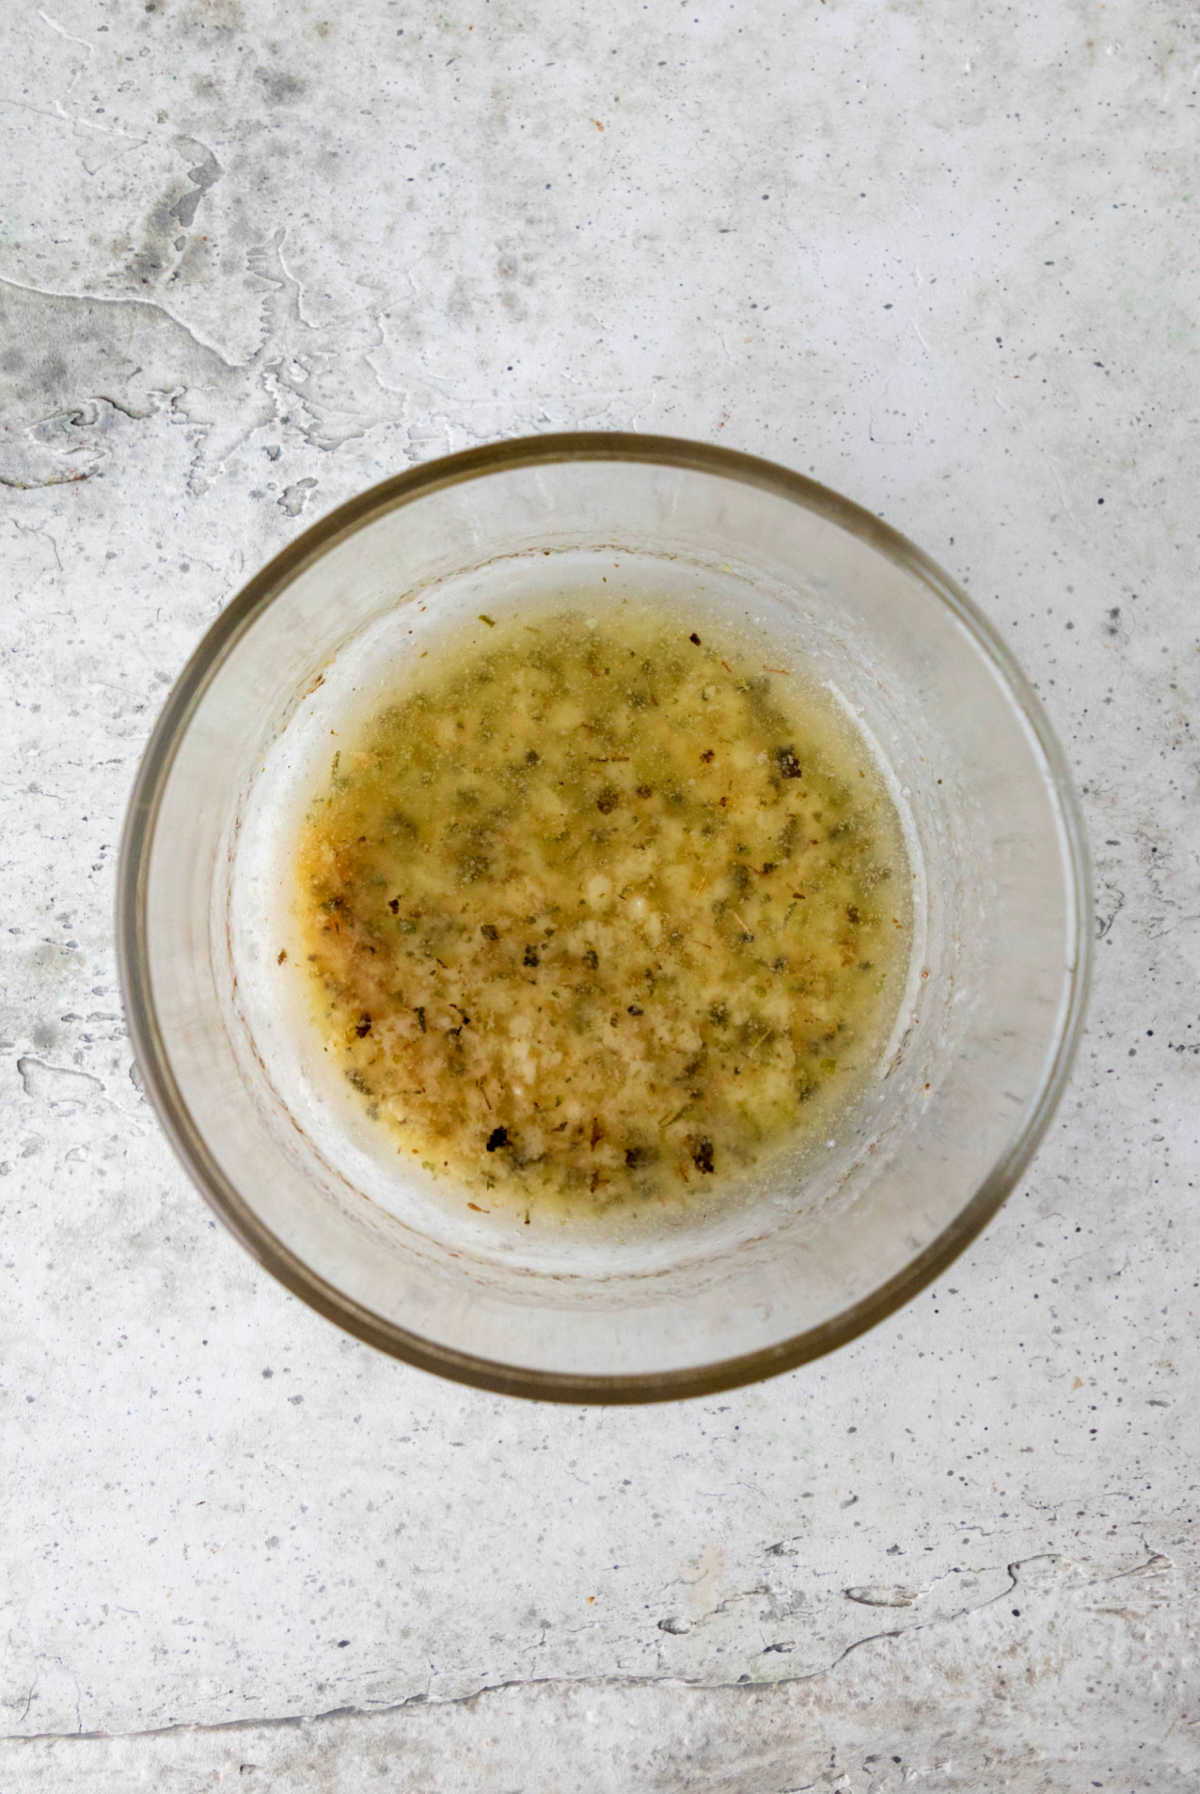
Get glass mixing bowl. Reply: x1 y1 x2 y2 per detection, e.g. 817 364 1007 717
117 435 1090 1401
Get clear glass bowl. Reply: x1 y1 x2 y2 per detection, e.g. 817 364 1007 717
118 435 1090 1401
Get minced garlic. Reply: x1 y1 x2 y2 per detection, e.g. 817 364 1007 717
294 606 911 1216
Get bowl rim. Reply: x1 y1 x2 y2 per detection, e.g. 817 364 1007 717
117 431 1092 1403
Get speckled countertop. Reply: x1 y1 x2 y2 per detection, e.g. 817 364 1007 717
1 2 1197 1789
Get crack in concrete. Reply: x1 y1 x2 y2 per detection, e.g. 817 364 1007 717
5 1552 1122 1748
0 273 241 371
1096 886 1126 939
0 1674 869 1748
0 89 145 145
36 8 100 55
0 243 428 489
1095 1551 1173 1584
93 392 154 422
0 467 95 490
8 516 64 572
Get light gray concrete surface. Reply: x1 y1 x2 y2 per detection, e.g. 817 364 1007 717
1 0 1197 1788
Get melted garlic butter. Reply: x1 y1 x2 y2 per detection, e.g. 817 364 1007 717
293 607 912 1216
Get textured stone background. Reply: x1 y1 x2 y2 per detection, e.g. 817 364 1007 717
1 0 1197 1788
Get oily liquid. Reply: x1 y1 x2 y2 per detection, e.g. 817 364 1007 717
293 606 912 1219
